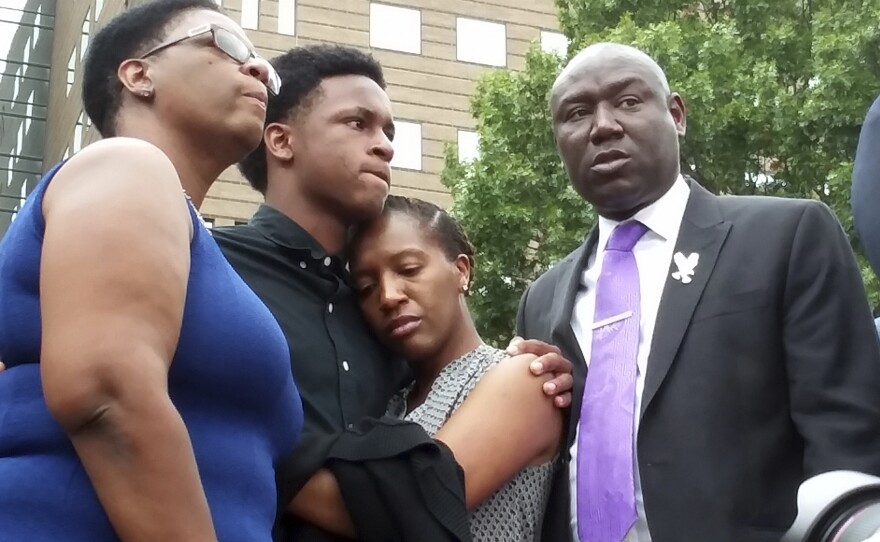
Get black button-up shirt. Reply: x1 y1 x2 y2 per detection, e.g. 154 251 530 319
213 205 408 433
213 206 450 541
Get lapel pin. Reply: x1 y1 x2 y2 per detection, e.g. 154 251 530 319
672 252 699 284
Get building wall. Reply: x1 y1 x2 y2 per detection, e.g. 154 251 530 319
0 0 55 235
36 0 566 227
202 0 563 226
42 0 117 170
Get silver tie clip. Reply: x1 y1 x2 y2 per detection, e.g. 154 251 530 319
591 310 634 330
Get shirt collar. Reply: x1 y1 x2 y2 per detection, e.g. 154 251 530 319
249 204 347 265
596 174 691 251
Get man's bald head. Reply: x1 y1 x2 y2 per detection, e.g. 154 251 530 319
548 42 686 221
552 43 671 104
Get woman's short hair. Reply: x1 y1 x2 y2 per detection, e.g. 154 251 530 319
82 0 222 137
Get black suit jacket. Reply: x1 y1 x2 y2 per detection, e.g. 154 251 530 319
517 182 880 542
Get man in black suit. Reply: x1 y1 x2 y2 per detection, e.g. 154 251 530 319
517 43 880 542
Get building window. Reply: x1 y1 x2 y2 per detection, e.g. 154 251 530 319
369 3 420 54
240 0 258 30
80 12 90 61
456 17 506 67
21 34 29 66
73 112 87 153
390 121 422 171
540 31 568 57
24 90 33 135
16 119 23 153
277 0 295 35
457 130 480 163
32 16 41 44
66 48 75 95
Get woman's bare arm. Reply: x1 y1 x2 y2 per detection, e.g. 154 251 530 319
434 353 562 509
40 139 216 542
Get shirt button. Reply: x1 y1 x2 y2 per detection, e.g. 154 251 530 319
342 361 350 372
324 256 332 266
299 261 307 269
328 303 334 313
347 423 354 429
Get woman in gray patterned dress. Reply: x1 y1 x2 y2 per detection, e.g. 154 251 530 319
349 195 561 541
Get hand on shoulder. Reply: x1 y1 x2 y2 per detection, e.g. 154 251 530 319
506 337 575 408
472 351 563 464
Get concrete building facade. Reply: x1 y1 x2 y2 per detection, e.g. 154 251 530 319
1 0 566 231
0 0 55 232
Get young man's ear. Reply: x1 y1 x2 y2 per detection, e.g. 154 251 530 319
264 122 294 162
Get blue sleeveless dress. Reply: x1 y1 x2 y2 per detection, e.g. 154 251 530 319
0 163 303 541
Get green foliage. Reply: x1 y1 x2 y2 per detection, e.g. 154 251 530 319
442 0 880 345
441 51 592 346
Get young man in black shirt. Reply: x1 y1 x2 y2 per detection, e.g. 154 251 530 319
213 45 572 540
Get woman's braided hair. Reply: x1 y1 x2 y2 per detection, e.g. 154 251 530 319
353 195 476 293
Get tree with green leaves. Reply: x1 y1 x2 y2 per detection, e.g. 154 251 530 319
442 0 880 345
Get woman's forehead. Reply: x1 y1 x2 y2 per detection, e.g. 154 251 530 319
353 214 433 259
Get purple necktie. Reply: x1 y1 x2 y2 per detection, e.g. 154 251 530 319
577 220 648 542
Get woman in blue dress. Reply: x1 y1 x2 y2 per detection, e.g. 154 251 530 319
0 1 302 540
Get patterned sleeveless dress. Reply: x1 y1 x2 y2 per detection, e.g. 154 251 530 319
388 344 556 542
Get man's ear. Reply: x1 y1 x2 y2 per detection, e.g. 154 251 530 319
669 93 687 137
264 122 294 162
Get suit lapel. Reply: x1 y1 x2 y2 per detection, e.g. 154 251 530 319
549 229 598 442
640 182 731 418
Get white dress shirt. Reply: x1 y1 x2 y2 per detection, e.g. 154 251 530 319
569 176 691 542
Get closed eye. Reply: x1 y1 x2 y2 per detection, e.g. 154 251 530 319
355 283 375 298
399 265 421 277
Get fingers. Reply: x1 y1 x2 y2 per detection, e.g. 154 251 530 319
542 372 574 397
554 392 572 409
528 352 573 377
506 336 524 355
506 337 562 357
528 350 574 410
0 360 5 372
504 340 575 411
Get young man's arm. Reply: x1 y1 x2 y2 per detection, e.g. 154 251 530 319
288 346 571 535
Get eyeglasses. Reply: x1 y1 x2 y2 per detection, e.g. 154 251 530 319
140 23 281 95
